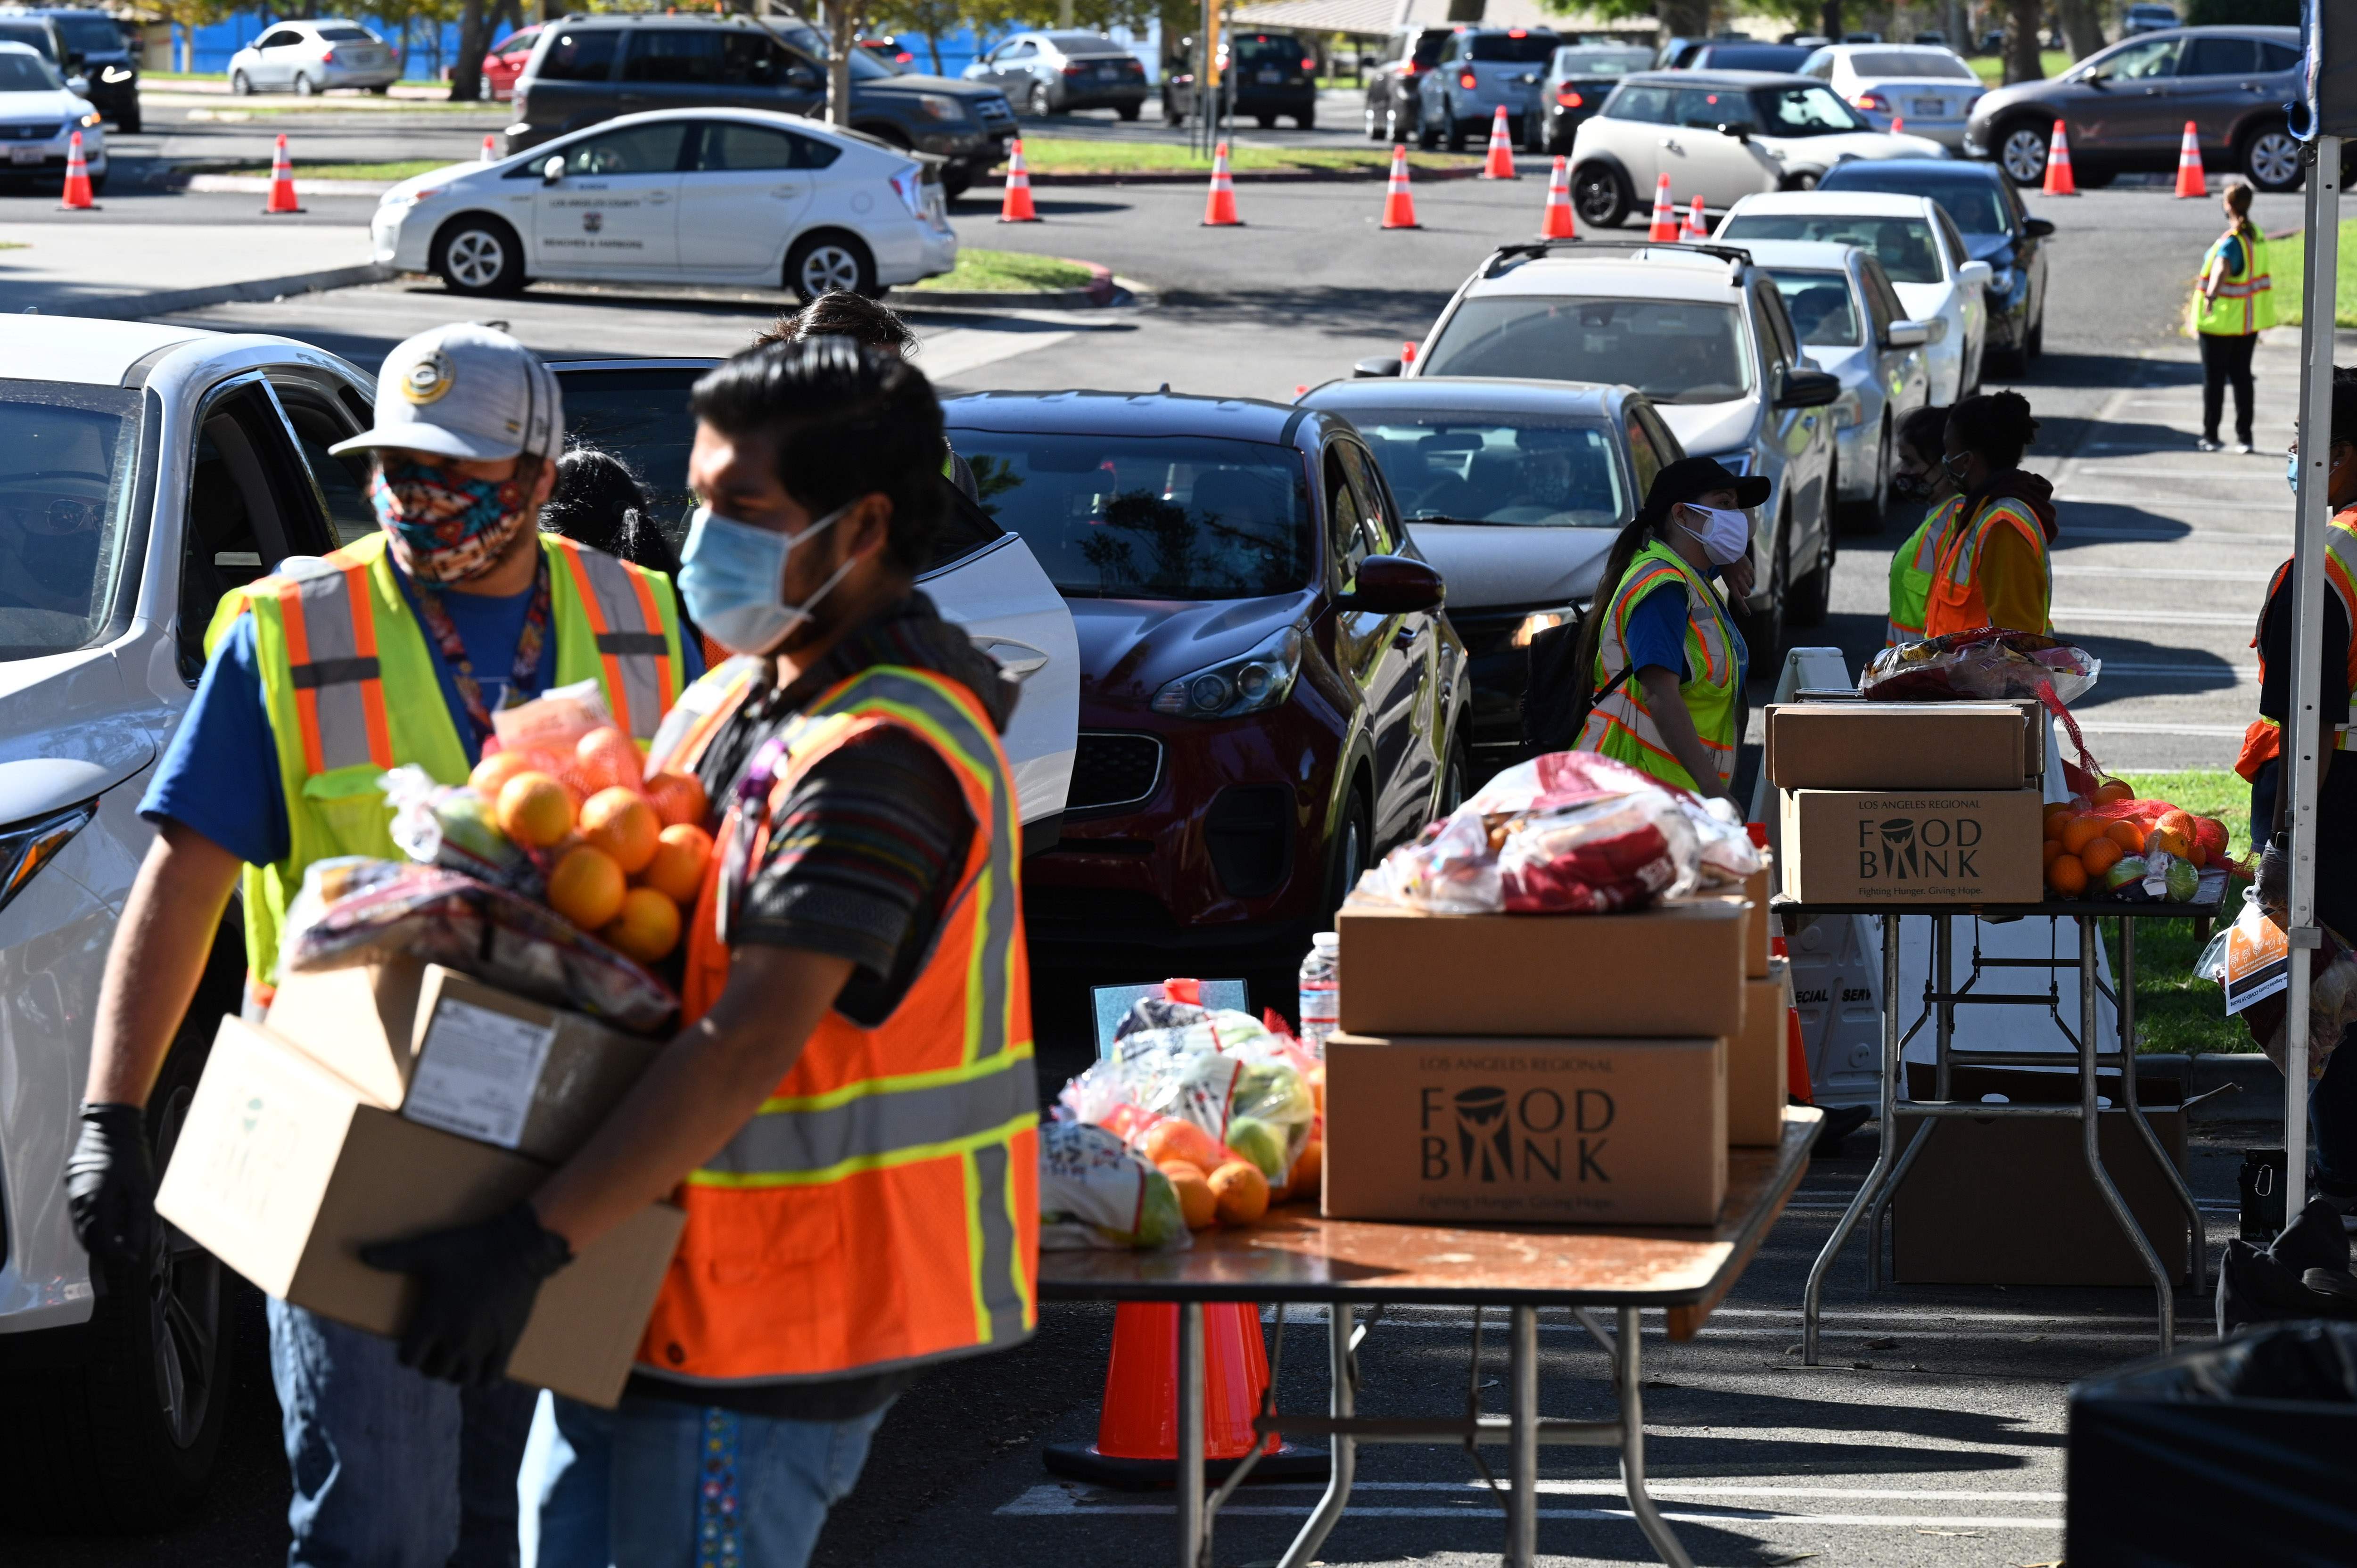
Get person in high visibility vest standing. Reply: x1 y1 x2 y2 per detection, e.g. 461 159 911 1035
356 339 1038 1567
1570 456 1764 805
62 324 693 1564
1922 391 2057 639
2195 180 2275 455
1884 402 1958 647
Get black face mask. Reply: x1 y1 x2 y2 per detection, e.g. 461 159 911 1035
1889 469 1933 502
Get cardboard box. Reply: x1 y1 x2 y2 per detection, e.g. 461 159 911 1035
1765 701 2044 792
1322 1032 1727 1223
1336 899 1746 1038
156 1016 683 1407
1745 860 1772 977
1731 960 1792 1146
1779 789 2044 907
268 962 663 1165
1890 1064 2190 1287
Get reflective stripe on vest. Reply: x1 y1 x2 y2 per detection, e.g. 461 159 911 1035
277 556 394 773
549 535 676 742
2242 513 2357 776
1573 542 1739 792
1887 495 1965 647
2199 228 2275 337
640 662 1037 1384
1924 495 2050 639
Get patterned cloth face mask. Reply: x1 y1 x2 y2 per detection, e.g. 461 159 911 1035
371 455 535 584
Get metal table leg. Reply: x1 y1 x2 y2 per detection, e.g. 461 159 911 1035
1276 1305 1354 1568
1805 912 1902 1363
1870 914 1952 1284
2076 916 2175 1353
1616 1306 1695 1568
1508 1305 1538 1568
2116 918 2207 1293
1178 1301 1204 1568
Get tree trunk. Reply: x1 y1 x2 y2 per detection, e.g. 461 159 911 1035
1657 0 1710 42
825 0 856 127
2003 0 2044 85
2056 0 2102 59
177 21 190 74
451 0 489 101
1820 0 1844 43
925 31 943 75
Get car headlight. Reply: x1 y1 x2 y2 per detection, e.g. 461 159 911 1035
911 92 966 122
1697 450 1752 476
1830 389 1863 428
379 186 440 209
1151 625 1304 719
0 802 93 921
76 111 101 128
1509 608 1572 648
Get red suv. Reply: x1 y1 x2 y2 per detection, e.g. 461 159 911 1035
477 24 540 100
945 391 1470 974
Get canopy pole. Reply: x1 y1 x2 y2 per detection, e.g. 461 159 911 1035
2285 133 2341 1219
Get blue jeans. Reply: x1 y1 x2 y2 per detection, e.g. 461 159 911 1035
529 1393 893 1568
268 1298 536 1568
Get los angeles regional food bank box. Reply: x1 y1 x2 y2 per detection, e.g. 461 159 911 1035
1779 789 2044 906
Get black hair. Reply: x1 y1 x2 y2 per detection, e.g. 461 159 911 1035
2332 365 2357 450
539 447 676 575
754 290 919 357
1946 391 2039 472
690 337 945 574
1897 403 1951 468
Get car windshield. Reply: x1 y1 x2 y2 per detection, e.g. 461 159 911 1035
1467 32 1556 63
1845 48 1975 78
1766 270 1862 346
1698 44 1812 70
1420 298 1752 403
948 432 1313 599
53 16 124 53
1724 212 1943 282
1821 169 2011 233
2078 35 2177 80
1346 413 1627 527
0 26 55 60
1553 47 1647 75
0 51 58 88
1049 32 1122 54
0 380 141 661
1234 35 1303 66
1753 83 1871 133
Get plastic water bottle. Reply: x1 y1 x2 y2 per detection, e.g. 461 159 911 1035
1298 932 1340 1054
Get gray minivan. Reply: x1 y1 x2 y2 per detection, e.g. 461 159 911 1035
506 13 1016 196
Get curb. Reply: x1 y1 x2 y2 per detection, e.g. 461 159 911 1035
907 258 1133 308
57 262 395 321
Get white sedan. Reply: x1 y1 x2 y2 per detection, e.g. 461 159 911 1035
0 42 104 189
1718 189 1991 404
371 107 957 302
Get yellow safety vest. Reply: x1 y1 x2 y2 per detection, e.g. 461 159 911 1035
204 530 687 993
2240 510 2357 779
1887 494 1966 647
1924 494 2052 639
2197 226 2275 336
1575 541 1741 794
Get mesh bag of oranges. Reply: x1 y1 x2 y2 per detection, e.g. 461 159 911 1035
2041 779 2242 903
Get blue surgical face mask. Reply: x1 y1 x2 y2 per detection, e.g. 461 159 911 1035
2290 450 2301 493
677 502 858 656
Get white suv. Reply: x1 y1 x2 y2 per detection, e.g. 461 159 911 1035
1377 240 1842 658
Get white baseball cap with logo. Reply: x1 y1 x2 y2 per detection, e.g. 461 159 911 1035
330 321 563 464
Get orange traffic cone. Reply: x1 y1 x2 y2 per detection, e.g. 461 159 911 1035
2042 119 2077 197
263 132 303 214
1787 1004 1814 1105
56 130 95 210
998 137 1040 223
1041 1302 1328 1485
1540 155 1575 239
1401 339 1418 366
1680 195 1707 242
1890 114 1904 136
2173 119 2207 198
1481 104 1516 179
480 134 496 162
1200 140 1241 226
1380 143 1419 229
1646 172 1677 241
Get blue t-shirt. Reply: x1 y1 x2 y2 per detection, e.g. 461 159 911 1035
1623 572 1747 692
141 571 699 867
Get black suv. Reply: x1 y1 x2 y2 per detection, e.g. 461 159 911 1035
1 7 133 129
508 13 1015 197
1360 23 1449 142
1163 30 1315 129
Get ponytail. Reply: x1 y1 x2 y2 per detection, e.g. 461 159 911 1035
1559 511 1658 739
2224 179 2257 241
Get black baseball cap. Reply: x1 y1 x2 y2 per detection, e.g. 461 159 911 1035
1637 456 1772 524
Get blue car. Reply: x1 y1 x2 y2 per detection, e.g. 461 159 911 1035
1417 26 1560 152
1816 156 2053 371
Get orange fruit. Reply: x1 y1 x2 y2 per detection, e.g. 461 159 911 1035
2147 814 2194 859
2044 810 2074 843
576 726 644 795
496 772 576 848
2045 853 2087 898
2043 800 2074 823
1208 1160 1270 1225
2043 839 2066 868
469 748 540 803
547 843 627 930
1288 1138 1322 1200
2105 819 2144 853
1159 1162 1217 1230
2093 779 2134 806
601 885 682 962
1140 1118 1220 1173
2079 837 2123 878
646 770 709 829
639 822 712 904
1305 1063 1325 1116
579 787 661 874
2195 816 2231 858
2060 817 2106 856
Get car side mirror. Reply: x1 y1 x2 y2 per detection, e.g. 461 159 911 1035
2023 216 2056 238
540 155 566 184
1716 121 1749 141
1352 357 1404 378
67 74 88 95
1958 259 1994 288
1338 554 1444 614
1885 318 1932 347
1776 367 1843 409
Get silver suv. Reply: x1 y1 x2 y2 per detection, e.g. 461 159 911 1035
1365 240 1841 658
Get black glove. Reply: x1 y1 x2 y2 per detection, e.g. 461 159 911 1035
65 1102 156 1265
359 1201 574 1387
2258 830 2291 920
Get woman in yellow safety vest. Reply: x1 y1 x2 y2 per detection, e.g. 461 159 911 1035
1570 456 1767 805
2195 179 2275 455
1884 401 1959 646
1922 391 2057 640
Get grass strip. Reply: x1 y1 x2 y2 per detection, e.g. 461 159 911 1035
2109 768 2254 1055
2258 220 2357 328
1968 50 2077 86
1010 136 1475 175
912 247 1095 293
223 158 452 181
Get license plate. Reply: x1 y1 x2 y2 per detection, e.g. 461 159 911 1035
1097 63 1119 77
1257 68 1282 83
1912 99 1944 116
9 144 43 164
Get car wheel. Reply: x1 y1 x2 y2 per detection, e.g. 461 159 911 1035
1439 732 1470 816
2027 315 2044 360
1998 119 2049 186
1778 168 1820 192
432 216 526 296
1321 783 1372 923
1117 103 1140 121
88 172 107 195
228 68 250 95
293 71 315 96
119 110 140 134
1164 97 1183 128
1295 109 1314 130
478 73 494 99
1365 99 1381 140
1445 115 1467 152
1572 162 1630 227
369 83 389 96
787 230 877 303
942 168 971 199
1789 496 1834 627
1026 81 1051 116
1417 115 1438 150
2242 124 2303 193
1389 102 1409 144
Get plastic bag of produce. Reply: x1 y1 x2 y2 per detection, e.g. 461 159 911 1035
278 857 678 1033
489 678 613 759
1058 1014 1317 1183
381 765 545 899
2196 897 2352 1081
1861 627 2100 705
1038 1120 1189 1249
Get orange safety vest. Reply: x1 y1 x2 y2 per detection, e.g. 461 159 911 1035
634 658 1038 1387
2237 508 2357 781
1922 492 2052 639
